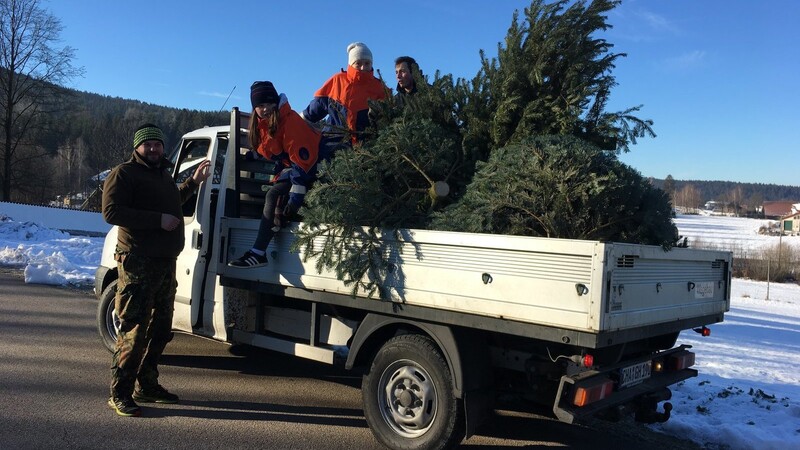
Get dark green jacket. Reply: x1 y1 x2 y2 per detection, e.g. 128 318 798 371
102 151 197 258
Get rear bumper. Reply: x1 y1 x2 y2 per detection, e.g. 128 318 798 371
553 345 696 423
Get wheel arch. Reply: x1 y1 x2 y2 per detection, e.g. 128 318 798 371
346 313 491 398
94 265 117 300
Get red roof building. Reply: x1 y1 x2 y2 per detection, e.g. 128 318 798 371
763 201 798 219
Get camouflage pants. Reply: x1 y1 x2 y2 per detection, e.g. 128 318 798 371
110 252 177 399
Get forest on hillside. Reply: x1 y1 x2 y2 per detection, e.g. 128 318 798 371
6 83 797 212
650 178 800 215
9 88 227 206
5 84 796 212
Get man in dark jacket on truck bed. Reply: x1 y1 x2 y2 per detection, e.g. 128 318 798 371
102 123 210 417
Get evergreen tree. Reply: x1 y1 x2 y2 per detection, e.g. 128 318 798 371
294 0 670 298
663 174 676 206
296 89 463 297
430 135 678 247
475 0 654 153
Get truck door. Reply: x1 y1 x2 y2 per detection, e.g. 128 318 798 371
170 135 226 336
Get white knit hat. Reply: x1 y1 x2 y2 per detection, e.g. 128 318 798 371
347 42 373 66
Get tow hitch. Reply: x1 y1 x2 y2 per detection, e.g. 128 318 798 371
635 392 673 424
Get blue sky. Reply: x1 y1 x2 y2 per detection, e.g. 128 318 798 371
46 0 799 186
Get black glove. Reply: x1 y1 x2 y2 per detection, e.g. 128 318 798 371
283 193 304 220
272 159 285 176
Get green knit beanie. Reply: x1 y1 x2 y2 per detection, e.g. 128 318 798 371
133 123 165 149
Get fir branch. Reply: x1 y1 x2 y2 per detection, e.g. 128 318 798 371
399 153 434 186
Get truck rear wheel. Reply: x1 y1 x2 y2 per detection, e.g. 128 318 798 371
362 334 464 450
96 280 119 353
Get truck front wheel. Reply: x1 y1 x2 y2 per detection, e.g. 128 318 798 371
362 334 464 450
96 280 119 353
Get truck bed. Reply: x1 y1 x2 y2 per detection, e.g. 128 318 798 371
218 217 731 347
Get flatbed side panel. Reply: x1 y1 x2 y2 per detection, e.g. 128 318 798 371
220 219 731 334
221 218 602 332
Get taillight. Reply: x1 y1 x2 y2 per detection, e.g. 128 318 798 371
569 353 595 368
572 378 614 407
669 350 696 371
693 326 711 336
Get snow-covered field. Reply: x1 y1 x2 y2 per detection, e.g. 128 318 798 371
1 205 799 449
675 213 800 256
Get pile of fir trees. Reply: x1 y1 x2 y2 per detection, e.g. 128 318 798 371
294 0 678 297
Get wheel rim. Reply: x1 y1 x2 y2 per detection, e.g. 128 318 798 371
378 359 437 438
105 299 121 342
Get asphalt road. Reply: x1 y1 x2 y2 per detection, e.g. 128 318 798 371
0 271 703 449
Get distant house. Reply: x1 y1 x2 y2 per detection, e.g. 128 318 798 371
781 211 800 235
703 200 736 216
763 201 798 219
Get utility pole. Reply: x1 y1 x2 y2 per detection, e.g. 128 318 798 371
778 231 783 276
766 256 770 301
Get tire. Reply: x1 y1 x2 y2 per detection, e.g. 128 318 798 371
96 280 119 353
362 334 464 450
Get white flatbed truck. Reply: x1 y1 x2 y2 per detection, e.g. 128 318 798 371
95 108 731 450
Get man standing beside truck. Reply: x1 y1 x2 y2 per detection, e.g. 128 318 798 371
101 123 211 417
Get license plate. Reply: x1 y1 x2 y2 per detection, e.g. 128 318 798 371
618 361 652 388
695 281 715 299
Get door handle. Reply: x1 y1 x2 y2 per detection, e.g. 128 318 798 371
192 229 203 249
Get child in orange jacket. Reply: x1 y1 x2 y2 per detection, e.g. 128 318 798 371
229 81 324 268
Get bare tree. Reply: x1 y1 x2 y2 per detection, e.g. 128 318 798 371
58 139 84 192
0 0 83 201
84 123 126 176
685 184 701 213
719 191 731 215
10 142 56 202
729 185 744 217
675 184 700 213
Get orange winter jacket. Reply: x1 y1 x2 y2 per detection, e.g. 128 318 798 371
302 65 388 143
257 97 320 187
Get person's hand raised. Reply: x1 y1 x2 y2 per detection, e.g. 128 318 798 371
191 159 212 185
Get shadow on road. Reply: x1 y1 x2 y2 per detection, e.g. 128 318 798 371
144 398 367 428
160 342 362 388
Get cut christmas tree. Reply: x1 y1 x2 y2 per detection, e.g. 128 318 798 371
294 0 677 298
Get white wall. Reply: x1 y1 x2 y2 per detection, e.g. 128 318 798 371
0 202 111 235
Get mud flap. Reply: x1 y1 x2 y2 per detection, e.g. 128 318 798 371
464 388 494 439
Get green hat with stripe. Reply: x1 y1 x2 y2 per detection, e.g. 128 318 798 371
133 123 165 149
